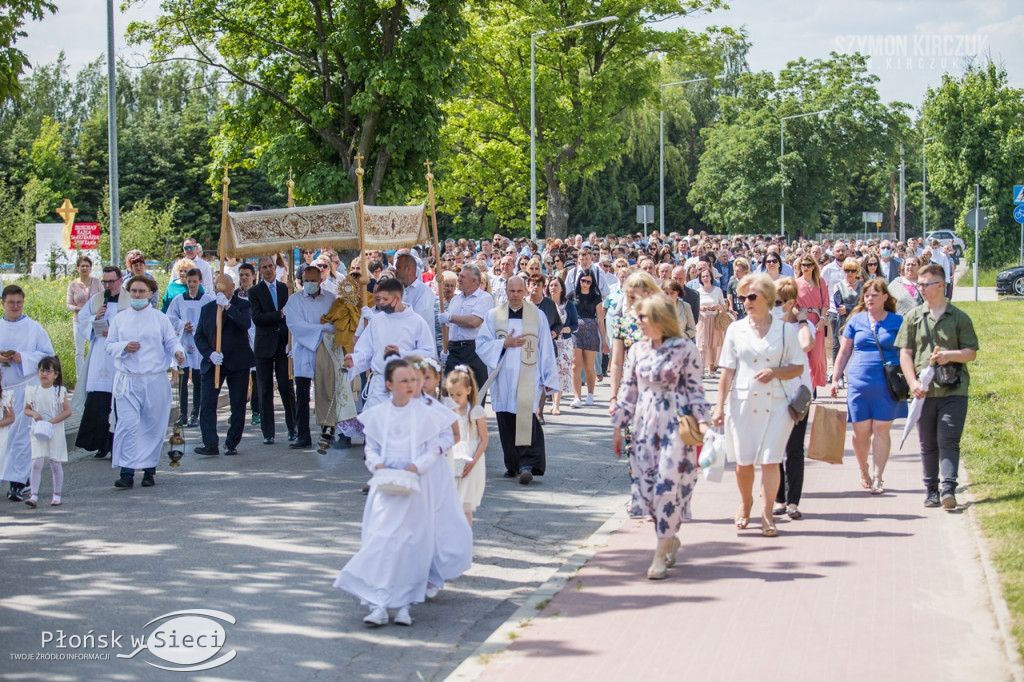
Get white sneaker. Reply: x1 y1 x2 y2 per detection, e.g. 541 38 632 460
425 585 440 600
570 398 583 409
394 606 412 626
363 605 388 626
585 394 595 406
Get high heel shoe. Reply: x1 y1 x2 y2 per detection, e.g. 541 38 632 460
647 554 668 580
735 504 751 530
761 516 778 537
664 536 681 568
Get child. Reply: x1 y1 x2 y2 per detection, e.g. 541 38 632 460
23 356 71 507
409 356 473 599
334 358 455 627
444 366 488 524
0 376 15 475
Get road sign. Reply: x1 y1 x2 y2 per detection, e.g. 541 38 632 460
70 222 100 249
862 212 884 223
1014 206 1024 225
1014 185 1024 205
965 208 988 232
636 205 654 224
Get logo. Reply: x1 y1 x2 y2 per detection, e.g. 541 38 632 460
116 610 236 672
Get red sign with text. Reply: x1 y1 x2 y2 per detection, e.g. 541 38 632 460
71 222 100 249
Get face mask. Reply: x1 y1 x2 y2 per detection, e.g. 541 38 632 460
129 298 149 310
302 282 320 296
770 306 786 320
379 304 396 314
881 249 891 259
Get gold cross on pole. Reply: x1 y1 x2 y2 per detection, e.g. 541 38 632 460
423 159 433 174
354 153 364 171
56 198 78 226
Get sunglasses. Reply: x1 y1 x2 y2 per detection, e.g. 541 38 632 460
775 300 783 307
765 259 780 265
316 264 329 269
801 263 814 268
867 262 879 266
183 245 196 250
844 268 859 273
580 279 592 284
737 294 760 303
918 281 943 288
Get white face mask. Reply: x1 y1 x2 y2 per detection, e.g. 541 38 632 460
770 305 786 320
129 298 149 310
303 281 320 296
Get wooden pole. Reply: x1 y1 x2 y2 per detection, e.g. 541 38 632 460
215 166 230 386
424 160 447 355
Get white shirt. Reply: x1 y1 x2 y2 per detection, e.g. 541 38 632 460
284 288 337 378
348 308 436 377
564 265 609 297
446 287 495 342
821 260 845 313
403 278 436 332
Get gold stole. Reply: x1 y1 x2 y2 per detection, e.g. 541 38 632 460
494 301 540 446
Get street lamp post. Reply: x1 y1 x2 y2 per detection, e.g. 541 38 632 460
531 15 617 242
922 136 933 240
779 109 829 237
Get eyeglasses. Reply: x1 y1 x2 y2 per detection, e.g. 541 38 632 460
38 368 56 374
737 294 759 303
844 268 859 273
302 250 313 255
765 259 780 265
918 281 943 288
102 279 118 286
774 300 783 307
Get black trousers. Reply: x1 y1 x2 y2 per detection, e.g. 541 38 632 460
445 341 488 394
74 390 114 454
495 411 546 476
249 370 260 414
918 395 968 493
777 411 809 506
178 368 201 419
255 345 296 438
293 376 313 442
199 368 249 449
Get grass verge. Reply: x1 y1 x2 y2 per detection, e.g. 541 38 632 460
957 263 1018 288
957 301 1024 661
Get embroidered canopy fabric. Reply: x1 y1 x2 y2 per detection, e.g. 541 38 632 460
222 203 429 257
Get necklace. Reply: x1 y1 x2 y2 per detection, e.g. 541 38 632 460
749 315 772 337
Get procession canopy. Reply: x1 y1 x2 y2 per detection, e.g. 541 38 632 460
222 202 429 258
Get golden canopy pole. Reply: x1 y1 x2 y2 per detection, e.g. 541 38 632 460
286 168 295 379
214 166 230 386
355 154 367 306
424 160 446 356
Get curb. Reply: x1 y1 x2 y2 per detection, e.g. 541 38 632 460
445 506 628 682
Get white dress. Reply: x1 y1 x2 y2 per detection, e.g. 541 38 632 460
717 318 805 466
0 390 14 474
443 397 486 511
25 385 69 463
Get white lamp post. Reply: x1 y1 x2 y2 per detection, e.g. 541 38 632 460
779 109 829 237
531 15 618 241
922 136 933 240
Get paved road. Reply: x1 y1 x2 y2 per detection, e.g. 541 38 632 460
0 380 634 681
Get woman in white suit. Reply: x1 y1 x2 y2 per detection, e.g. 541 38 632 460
711 274 806 537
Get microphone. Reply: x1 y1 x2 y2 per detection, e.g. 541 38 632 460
104 289 112 304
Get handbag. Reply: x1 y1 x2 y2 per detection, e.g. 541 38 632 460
714 311 733 332
779 324 812 421
870 320 910 401
367 468 421 496
807 402 846 464
923 313 962 388
670 393 704 447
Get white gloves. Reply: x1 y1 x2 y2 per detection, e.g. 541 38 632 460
440 352 449 367
215 293 231 308
438 312 451 324
322 323 336 333
209 351 224 366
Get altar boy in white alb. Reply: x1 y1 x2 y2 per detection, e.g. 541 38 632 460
105 276 185 489
344 278 435 410
0 285 55 501
284 267 337 448
476 276 559 485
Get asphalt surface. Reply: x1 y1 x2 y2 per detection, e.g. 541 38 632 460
0 382 630 681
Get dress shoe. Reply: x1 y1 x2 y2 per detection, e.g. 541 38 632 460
263 437 275 445
331 435 352 451
195 445 220 456
290 439 313 449
93 451 108 459
186 417 199 428
141 472 155 487
174 415 187 427
224 447 238 456
114 475 134 489
518 469 533 485
287 431 298 442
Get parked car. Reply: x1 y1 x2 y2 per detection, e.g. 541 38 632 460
926 230 966 257
995 265 1024 296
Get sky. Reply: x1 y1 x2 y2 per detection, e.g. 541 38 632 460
12 0 1024 108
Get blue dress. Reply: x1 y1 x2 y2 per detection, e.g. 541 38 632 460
843 312 909 422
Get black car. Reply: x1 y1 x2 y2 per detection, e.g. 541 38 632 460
995 266 1024 296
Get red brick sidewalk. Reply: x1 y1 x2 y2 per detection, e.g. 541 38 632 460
454 414 1021 682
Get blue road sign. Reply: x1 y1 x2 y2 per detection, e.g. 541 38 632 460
1014 205 1024 225
1015 185 1024 205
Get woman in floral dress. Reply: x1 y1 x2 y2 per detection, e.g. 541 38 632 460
612 295 711 580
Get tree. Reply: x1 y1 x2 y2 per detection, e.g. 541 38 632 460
0 0 57 98
439 0 731 239
920 59 1024 267
127 0 468 206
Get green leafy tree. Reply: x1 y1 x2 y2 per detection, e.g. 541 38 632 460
0 0 57 98
920 59 1024 267
439 0 730 239
127 0 468 206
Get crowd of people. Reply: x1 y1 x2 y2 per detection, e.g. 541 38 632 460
0 228 979 615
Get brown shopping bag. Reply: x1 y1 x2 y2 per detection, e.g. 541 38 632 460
807 402 846 464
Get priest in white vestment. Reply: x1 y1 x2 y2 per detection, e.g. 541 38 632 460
0 285 55 501
106 276 185 489
345 279 436 410
73 266 130 458
284 269 337 448
477 276 559 485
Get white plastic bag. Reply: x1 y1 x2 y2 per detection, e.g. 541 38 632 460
699 428 726 482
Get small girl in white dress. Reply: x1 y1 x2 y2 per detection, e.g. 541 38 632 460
444 366 488 524
0 375 16 475
24 356 71 507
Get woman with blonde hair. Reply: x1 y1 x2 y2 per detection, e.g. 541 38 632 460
712 274 806 537
612 294 709 579
795 254 829 389
608 271 661 407
315 255 338 295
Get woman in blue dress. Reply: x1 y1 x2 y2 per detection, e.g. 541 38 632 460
829 279 908 495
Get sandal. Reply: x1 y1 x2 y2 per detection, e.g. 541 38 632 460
772 504 787 516
859 467 872 489
550 409 561 416
647 555 668 580
870 478 884 495
735 503 751 530
761 516 778 537
786 506 803 520
664 536 682 568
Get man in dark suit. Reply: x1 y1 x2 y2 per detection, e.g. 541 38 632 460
194 277 255 456
249 256 297 444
